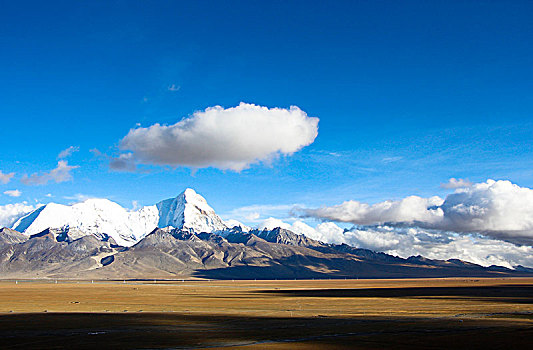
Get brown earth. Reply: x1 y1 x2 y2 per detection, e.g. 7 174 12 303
0 278 531 349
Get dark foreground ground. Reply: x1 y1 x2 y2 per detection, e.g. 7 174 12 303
1 312 532 349
0 278 531 349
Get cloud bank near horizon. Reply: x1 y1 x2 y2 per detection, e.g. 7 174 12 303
297 179 533 244
264 218 533 269
117 102 319 171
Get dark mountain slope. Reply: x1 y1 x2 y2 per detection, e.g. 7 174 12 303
0 226 531 280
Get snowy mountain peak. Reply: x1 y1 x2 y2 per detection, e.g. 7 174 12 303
178 188 211 210
156 188 227 233
77 198 120 207
10 188 227 247
181 187 199 198
12 198 157 247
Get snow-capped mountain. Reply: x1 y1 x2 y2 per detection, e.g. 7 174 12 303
11 188 228 246
156 188 227 233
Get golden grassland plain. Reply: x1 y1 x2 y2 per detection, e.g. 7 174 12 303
0 278 531 349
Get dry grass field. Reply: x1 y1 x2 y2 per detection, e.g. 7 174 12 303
0 278 531 349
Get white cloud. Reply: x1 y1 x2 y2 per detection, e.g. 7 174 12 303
131 200 141 211
0 171 15 184
58 146 79 159
0 202 36 228
299 196 445 226
441 177 472 189
436 180 533 241
21 161 79 186
382 156 403 163
257 219 347 245
63 193 98 203
224 204 297 224
225 219 250 231
341 226 533 269
258 217 292 231
4 190 21 197
167 84 181 91
300 221 347 245
246 212 261 221
299 180 533 244
89 148 103 157
119 102 319 171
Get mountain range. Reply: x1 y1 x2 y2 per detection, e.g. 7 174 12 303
12 188 227 246
1 189 532 279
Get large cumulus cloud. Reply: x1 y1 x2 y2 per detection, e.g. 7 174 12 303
298 180 533 244
119 102 319 171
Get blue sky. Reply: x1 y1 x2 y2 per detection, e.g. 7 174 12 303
1 0 533 222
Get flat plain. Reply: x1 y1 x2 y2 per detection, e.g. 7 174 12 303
0 278 531 349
